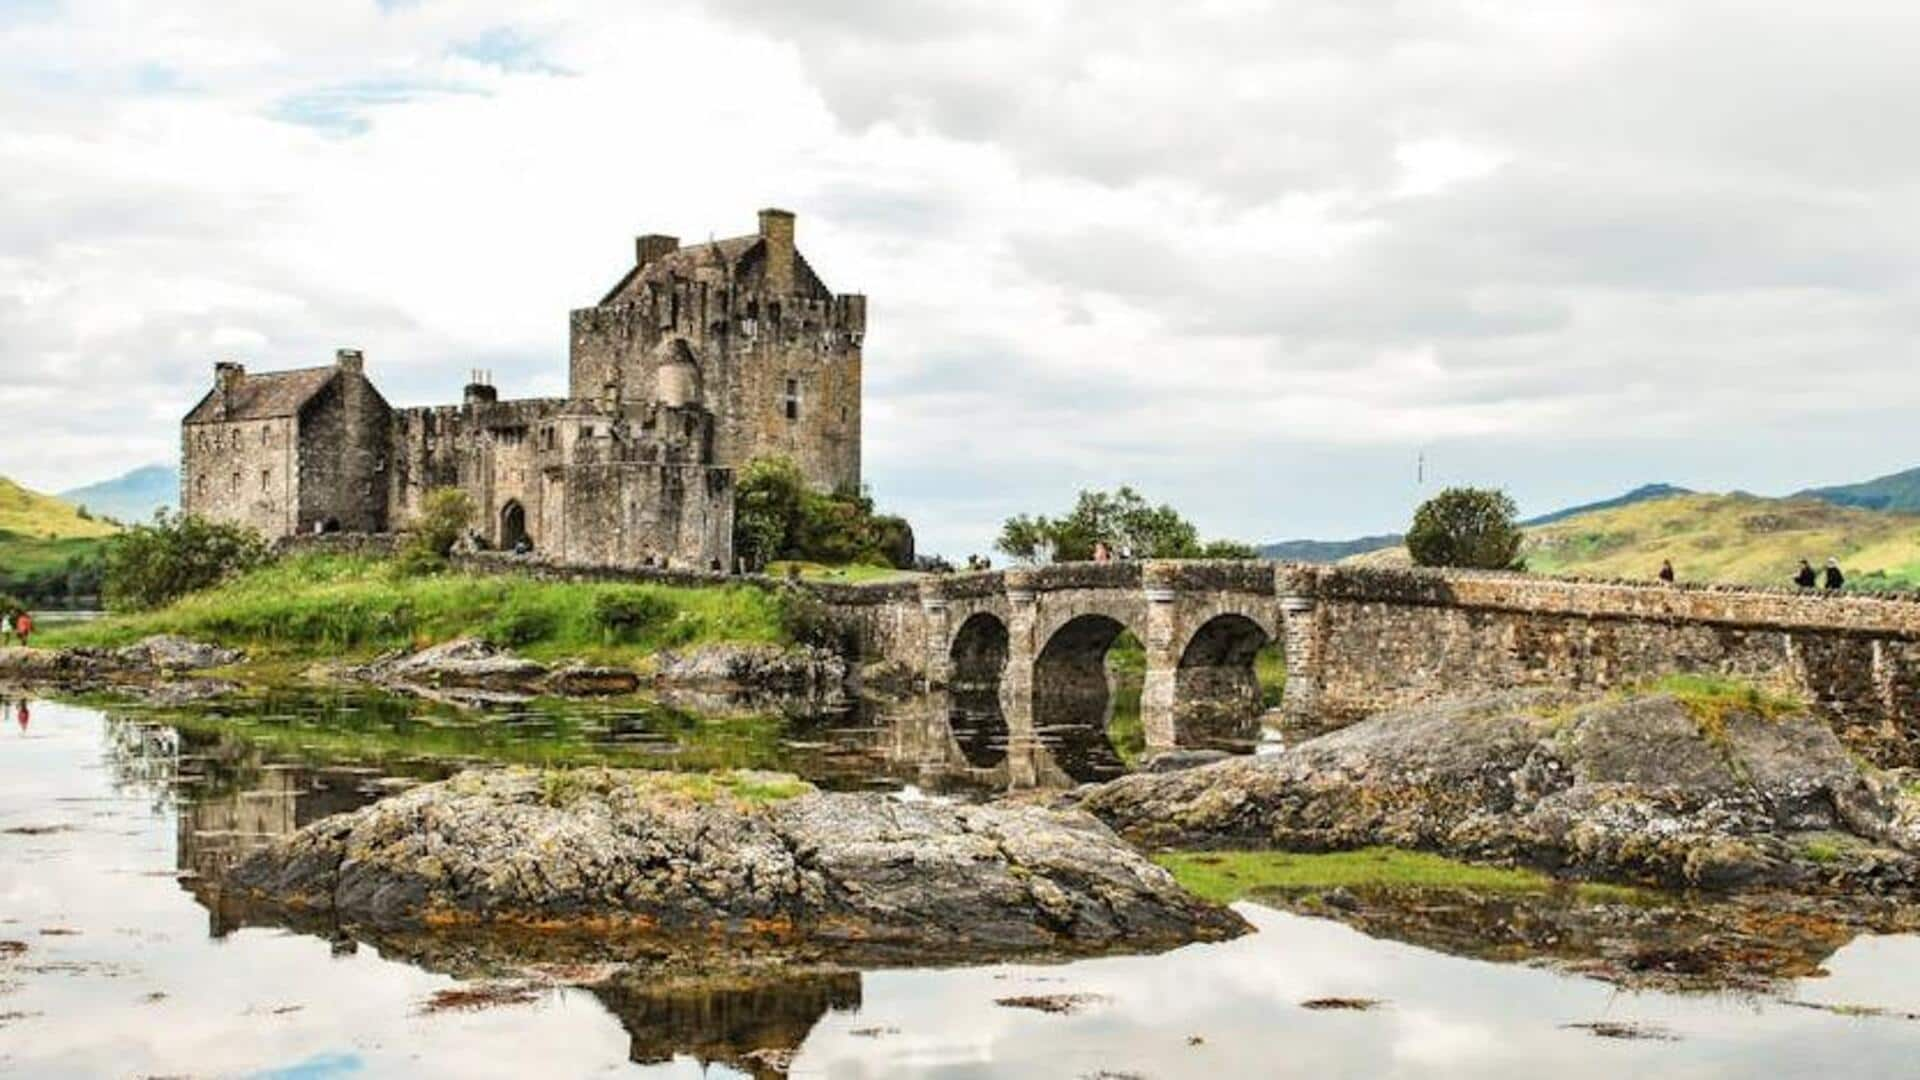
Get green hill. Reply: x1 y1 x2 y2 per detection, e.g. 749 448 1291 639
1351 492 1920 591
0 476 117 607
1797 466 1920 514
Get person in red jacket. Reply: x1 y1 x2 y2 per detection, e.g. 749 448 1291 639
13 611 31 648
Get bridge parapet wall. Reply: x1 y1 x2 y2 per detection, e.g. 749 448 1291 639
1282 564 1920 765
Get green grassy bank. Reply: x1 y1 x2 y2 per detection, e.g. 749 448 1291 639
38 554 792 667
1156 848 1647 904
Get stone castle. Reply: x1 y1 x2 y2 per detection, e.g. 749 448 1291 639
180 209 865 569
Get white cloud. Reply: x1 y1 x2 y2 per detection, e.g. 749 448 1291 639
3 0 1919 556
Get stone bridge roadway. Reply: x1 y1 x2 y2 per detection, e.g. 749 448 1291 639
825 560 1920 766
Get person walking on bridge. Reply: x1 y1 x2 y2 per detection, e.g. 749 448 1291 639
1795 560 1818 589
1823 558 1846 592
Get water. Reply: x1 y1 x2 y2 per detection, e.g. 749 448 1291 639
6 696 1920 1078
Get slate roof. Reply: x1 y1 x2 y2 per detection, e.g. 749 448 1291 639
599 235 762 305
183 366 337 424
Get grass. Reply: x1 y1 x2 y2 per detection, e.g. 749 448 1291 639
1156 848 1649 904
765 560 915 584
1641 673 1805 742
38 553 790 666
0 476 119 541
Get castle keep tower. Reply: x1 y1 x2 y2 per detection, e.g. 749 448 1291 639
568 208 866 493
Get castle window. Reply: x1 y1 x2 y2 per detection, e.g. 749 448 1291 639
196 476 207 498
229 471 239 495
260 469 270 493
784 379 800 422
261 426 270 447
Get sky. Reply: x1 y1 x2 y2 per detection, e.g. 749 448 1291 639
3 0 1919 558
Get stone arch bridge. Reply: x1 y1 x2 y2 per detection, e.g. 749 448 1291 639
819 560 1920 766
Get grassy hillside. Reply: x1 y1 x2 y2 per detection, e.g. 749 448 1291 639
0 476 118 542
1352 492 1920 591
38 553 792 666
0 476 117 606
1798 466 1920 514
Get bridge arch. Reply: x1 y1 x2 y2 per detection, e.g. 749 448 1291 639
1030 613 1136 780
946 612 1011 768
1172 611 1277 747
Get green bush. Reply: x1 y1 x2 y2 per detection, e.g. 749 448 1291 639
732 455 916 571
485 602 558 648
1407 487 1525 571
777 588 849 652
102 511 272 611
592 589 675 643
399 487 476 571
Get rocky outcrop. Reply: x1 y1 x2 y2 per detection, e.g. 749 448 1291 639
224 768 1245 962
357 638 551 693
654 644 848 696
1078 690 1920 892
0 635 244 694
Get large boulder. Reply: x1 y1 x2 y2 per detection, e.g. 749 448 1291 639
114 634 244 671
1077 690 1920 892
361 638 550 692
223 768 1245 962
654 644 847 695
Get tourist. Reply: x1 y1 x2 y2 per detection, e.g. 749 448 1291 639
0 609 12 647
1795 560 1818 589
1658 560 1675 584
13 610 31 648
1093 541 1112 564
1824 558 1846 592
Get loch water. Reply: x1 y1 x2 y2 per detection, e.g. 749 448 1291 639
5 694 1920 1078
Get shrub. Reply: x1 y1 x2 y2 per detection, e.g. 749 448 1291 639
102 511 272 611
778 588 850 652
485 602 557 649
399 488 476 572
592 589 675 643
1407 487 1525 570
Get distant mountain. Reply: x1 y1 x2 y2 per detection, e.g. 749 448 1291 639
59 464 177 524
1258 483 1689 564
1519 483 1691 527
1796 467 1920 514
1258 534 1403 563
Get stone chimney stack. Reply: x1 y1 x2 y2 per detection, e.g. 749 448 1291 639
758 208 795 295
636 234 679 268
335 348 364 375
214 361 244 418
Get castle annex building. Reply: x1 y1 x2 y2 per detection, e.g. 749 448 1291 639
180 209 866 570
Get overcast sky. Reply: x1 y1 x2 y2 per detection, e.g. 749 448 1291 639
4 1 1918 556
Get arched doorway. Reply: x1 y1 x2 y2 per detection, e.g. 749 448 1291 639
947 613 1010 767
1175 613 1280 749
500 500 529 551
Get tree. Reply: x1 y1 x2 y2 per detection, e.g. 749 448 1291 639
733 457 806 571
102 511 271 611
732 457 916 571
1406 487 1525 570
993 486 1249 563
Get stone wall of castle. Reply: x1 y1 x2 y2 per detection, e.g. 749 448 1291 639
295 363 391 534
182 414 298 537
567 211 865 493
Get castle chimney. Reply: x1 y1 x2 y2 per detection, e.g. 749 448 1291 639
758 208 795 295
335 348 364 375
213 361 244 418
636 234 679 268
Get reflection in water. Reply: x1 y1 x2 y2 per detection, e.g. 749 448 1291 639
15 697 1920 1077
595 971 861 1078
